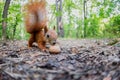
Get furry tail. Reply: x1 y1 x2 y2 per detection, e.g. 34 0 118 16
24 0 47 33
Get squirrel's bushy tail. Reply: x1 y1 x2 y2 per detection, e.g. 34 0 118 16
24 0 47 33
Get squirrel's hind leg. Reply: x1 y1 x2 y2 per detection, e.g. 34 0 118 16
28 34 35 47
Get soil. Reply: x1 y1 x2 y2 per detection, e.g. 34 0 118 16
0 39 120 80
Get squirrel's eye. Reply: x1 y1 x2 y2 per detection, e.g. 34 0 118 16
46 34 49 38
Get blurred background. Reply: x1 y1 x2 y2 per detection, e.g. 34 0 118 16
0 0 120 40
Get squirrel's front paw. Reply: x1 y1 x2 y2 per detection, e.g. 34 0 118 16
45 43 51 49
41 49 49 53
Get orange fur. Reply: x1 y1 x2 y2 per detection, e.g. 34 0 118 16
25 0 48 51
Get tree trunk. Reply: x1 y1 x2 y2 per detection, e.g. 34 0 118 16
2 0 11 41
13 14 18 39
56 0 64 37
67 3 71 37
56 0 59 35
83 0 87 38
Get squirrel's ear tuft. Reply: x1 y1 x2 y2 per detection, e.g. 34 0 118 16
53 26 56 30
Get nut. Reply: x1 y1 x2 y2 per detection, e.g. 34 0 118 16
49 44 61 54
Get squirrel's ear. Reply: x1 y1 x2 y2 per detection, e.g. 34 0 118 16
53 26 56 30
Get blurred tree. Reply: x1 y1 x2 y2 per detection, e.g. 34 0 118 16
7 2 23 39
2 0 11 41
63 0 76 37
56 0 64 37
83 0 87 37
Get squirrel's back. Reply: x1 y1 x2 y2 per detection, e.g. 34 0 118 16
24 0 47 33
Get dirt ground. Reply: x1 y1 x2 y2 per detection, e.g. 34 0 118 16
0 39 120 80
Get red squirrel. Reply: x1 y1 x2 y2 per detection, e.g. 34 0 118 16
24 0 58 51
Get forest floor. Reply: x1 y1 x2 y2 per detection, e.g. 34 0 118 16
0 39 120 80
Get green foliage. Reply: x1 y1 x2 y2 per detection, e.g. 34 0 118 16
85 14 100 37
0 1 28 40
0 0 120 40
105 14 120 37
0 2 4 38
62 0 120 38
7 4 23 39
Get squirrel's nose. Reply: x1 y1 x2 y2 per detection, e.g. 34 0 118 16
52 41 56 45
53 42 56 45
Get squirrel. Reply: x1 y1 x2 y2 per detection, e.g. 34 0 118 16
24 0 58 51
